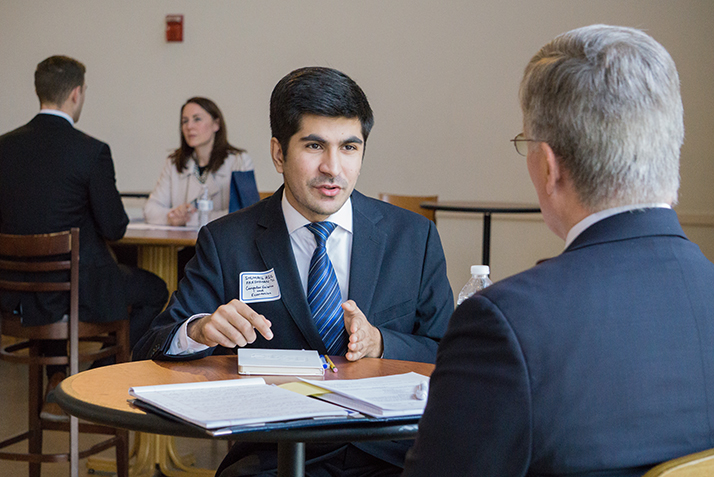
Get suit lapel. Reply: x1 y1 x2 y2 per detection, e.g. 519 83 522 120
348 191 387 318
254 188 326 351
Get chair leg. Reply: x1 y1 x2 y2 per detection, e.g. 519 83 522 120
70 415 79 477
117 322 131 363
28 354 43 477
115 429 130 477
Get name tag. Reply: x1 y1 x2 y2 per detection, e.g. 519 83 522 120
240 269 281 303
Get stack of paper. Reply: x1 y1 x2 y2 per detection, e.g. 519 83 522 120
237 348 325 376
302 372 430 417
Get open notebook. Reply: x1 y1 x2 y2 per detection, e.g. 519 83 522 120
129 378 347 431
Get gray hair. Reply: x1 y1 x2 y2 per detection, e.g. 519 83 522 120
520 24 683 210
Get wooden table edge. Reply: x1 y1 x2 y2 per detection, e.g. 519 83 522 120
54 356 434 442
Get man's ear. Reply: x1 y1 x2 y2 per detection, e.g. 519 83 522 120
57 85 82 111
541 142 562 196
69 85 82 105
270 137 284 173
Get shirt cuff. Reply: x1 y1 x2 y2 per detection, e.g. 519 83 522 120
167 313 212 355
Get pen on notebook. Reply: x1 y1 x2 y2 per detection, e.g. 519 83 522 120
414 381 429 400
324 355 338 373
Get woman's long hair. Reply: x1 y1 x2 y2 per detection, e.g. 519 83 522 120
170 97 245 174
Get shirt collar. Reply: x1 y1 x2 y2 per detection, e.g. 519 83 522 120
39 109 74 126
565 203 671 249
281 191 353 235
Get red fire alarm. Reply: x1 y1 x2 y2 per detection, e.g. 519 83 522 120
166 14 183 42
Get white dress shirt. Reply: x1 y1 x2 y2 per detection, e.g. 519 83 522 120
169 192 354 355
282 192 353 303
564 203 671 249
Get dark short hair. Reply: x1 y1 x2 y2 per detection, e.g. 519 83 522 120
270 67 374 155
170 97 246 174
34 56 86 106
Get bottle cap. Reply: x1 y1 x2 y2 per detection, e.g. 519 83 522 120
470 265 490 276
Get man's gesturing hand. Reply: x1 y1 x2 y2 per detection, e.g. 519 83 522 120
188 299 273 348
342 300 383 361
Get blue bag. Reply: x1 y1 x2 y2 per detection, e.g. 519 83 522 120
228 170 260 213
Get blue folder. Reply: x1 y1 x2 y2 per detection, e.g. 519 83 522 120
228 170 260 213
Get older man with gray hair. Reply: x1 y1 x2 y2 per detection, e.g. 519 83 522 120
403 25 714 477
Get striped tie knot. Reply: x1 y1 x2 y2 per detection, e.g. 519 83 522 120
306 221 337 248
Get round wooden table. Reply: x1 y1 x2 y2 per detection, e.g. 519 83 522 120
54 355 434 477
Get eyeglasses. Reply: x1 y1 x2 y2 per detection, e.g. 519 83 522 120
510 133 543 156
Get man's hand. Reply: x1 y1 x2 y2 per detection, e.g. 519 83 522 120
167 203 196 226
342 300 383 361
188 299 273 348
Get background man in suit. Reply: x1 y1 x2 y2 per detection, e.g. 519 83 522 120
133 66 453 475
403 24 714 477
0 55 168 421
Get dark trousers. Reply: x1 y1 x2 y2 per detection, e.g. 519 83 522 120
216 442 404 477
43 264 168 377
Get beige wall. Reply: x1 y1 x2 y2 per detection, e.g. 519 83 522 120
1 0 712 295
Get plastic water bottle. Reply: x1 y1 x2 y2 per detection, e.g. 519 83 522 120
197 186 213 227
456 265 492 306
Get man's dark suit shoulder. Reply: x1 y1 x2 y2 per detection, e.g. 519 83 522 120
405 208 714 477
0 113 130 324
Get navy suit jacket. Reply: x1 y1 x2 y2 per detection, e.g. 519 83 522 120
0 114 129 324
133 186 453 363
404 208 714 477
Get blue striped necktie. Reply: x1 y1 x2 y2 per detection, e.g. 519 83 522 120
306 221 348 355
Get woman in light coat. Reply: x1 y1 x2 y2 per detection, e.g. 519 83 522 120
144 97 253 226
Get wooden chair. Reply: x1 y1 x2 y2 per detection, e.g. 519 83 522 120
259 191 274 200
0 228 129 477
642 448 714 477
378 193 438 223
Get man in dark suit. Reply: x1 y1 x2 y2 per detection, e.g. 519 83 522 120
403 25 714 477
133 66 453 475
0 55 168 420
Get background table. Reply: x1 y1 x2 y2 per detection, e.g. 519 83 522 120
54 356 434 477
114 225 198 295
421 201 541 266
109 225 198 475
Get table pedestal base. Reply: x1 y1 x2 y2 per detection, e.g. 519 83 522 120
87 433 215 477
138 245 180 296
278 442 305 477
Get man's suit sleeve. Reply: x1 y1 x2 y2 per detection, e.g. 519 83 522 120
132 225 225 361
379 220 453 362
88 143 129 241
402 294 532 477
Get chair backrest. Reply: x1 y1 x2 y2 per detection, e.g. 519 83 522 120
0 228 81 375
378 193 438 223
0 227 129 476
259 191 274 200
642 448 714 477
